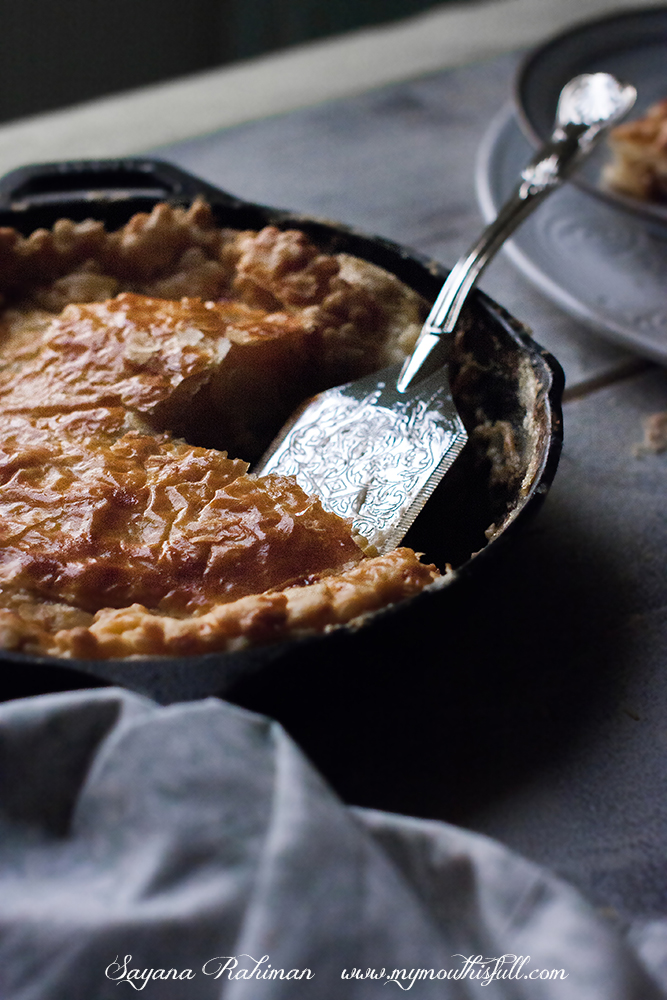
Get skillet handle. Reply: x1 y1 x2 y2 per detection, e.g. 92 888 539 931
0 158 243 210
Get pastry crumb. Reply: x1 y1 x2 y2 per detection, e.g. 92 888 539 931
634 411 667 455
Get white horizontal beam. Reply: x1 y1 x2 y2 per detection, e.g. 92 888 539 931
0 0 659 177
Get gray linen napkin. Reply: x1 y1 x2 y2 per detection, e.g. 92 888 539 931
0 688 663 999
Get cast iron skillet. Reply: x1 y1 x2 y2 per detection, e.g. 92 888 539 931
0 158 564 704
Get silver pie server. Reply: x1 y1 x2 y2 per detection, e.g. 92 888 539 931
255 73 636 554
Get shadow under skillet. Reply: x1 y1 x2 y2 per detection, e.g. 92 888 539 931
227 493 632 826
0 660 109 703
230 366 667 921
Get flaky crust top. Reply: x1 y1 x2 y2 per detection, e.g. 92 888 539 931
604 97 667 202
0 199 438 659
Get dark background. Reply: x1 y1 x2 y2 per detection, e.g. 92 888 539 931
0 0 445 124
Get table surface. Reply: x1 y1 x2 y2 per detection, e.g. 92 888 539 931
3 0 667 932
151 47 667 927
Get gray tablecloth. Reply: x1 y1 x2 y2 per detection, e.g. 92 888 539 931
0 688 664 999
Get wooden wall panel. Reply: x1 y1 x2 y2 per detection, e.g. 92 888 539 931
0 0 442 124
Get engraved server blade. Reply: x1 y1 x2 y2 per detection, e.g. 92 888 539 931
255 74 635 555
254 363 468 554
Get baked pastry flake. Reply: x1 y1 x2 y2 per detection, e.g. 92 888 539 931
603 97 667 202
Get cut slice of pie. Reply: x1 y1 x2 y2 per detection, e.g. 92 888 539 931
604 97 667 202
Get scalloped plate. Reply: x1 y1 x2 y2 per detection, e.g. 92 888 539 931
476 103 667 364
515 5 667 228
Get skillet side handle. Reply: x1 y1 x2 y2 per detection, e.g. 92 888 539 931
0 158 245 211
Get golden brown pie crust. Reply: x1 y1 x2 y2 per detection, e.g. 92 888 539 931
0 199 439 659
603 97 667 202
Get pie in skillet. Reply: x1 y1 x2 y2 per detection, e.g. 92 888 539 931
0 200 439 659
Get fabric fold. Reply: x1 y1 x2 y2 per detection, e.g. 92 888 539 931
0 688 664 999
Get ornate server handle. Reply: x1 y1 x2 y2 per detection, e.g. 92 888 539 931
398 72 636 392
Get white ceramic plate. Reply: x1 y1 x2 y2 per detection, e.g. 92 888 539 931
515 6 667 227
475 103 667 363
